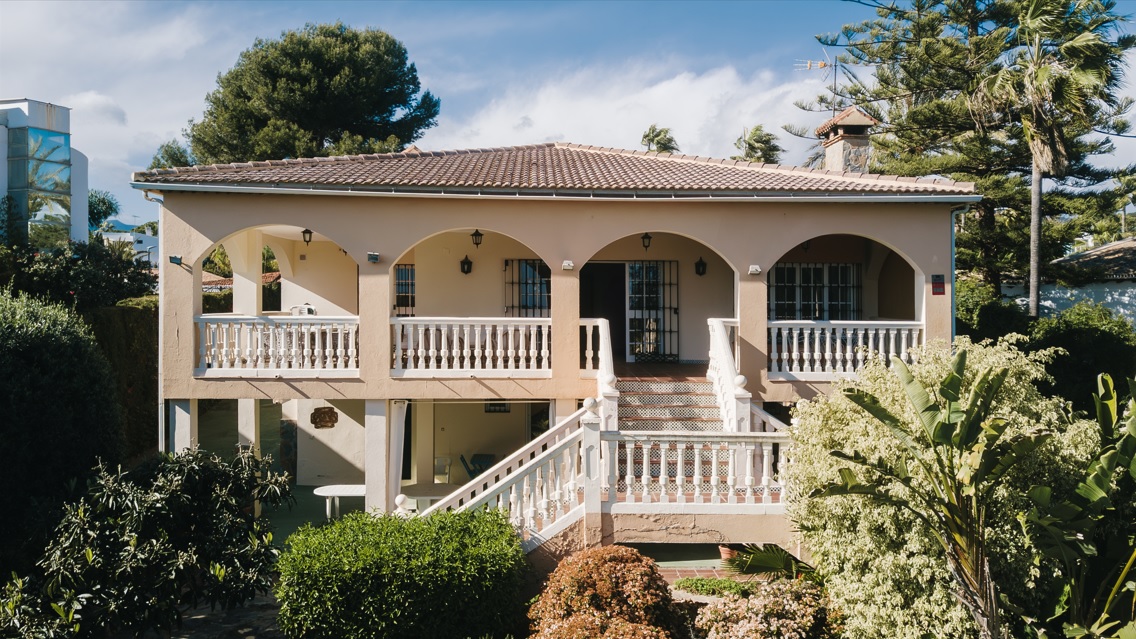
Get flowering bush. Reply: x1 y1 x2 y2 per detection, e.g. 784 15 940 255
788 338 1100 638
695 579 842 639
529 545 677 638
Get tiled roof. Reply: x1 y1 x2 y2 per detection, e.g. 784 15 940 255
1053 237 1136 281
201 271 281 288
132 142 975 196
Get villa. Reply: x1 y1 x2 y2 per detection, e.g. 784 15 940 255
131 111 978 554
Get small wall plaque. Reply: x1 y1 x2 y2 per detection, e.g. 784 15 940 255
931 274 946 296
311 406 339 429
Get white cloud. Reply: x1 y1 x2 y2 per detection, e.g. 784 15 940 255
63 91 127 125
417 62 829 165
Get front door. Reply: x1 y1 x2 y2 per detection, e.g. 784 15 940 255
580 262 626 360
627 261 678 362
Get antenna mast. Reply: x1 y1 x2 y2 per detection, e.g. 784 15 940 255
795 50 839 117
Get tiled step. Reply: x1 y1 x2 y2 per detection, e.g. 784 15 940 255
618 404 721 419
618 417 724 431
618 392 717 406
617 380 714 394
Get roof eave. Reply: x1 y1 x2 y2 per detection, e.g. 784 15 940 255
130 181 982 203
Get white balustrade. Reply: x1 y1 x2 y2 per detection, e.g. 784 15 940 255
423 407 791 547
195 315 359 377
600 430 789 511
391 317 552 378
768 320 924 380
707 318 751 432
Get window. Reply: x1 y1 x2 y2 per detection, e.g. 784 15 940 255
769 263 862 320
394 264 415 316
504 259 550 317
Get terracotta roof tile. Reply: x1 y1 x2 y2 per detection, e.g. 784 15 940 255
1053 237 1136 281
132 142 975 196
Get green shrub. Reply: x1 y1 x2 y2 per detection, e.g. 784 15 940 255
0 289 125 576
84 302 159 461
1 448 292 637
529 545 677 639
1028 301 1136 412
672 577 754 598
694 580 842 639
202 289 232 313
788 338 1100 639
0 240 156 311
276 509 526 639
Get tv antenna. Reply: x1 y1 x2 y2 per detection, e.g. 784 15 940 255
795 50 840 118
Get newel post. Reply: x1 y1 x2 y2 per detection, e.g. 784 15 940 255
734 374 753 432
582 398 604 547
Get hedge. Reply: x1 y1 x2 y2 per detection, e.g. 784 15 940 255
276 509 527 639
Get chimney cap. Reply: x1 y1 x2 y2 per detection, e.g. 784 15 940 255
815 106 879 137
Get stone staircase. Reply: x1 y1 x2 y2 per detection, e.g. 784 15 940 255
616 378 724 431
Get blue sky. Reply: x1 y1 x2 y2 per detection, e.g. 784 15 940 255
2 0 1135 225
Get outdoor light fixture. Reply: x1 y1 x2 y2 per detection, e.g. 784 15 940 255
301 228 313 245
641 233 652 251
460 255 473 274
562 260 574 270
470 229 483 249
168 255 183 266
748 265 762 275
695 257 707 277
367 252 380 263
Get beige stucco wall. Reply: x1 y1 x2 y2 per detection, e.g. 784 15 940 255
292 398 366 486
431 401 533 481
157 191 955 405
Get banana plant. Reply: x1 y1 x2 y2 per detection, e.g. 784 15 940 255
1020 374 1136 639
813 350 1052 639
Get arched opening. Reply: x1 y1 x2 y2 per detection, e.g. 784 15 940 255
766 234 924 379
582 232 735 365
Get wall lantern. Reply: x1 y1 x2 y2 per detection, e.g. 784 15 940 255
311 406 338 429
470 229 484 249
168 255 183 266
460 255 473 274
695 257 707 277
301 228 313 245
367 252 381 263
641 232 652 251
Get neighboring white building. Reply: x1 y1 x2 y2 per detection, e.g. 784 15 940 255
0 98 88 247
1005 237 1136 321
102 230 158 265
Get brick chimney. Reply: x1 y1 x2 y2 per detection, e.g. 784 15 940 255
815 106 878 173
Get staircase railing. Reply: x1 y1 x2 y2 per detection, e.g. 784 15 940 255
707 318 751 432
419 406 591 517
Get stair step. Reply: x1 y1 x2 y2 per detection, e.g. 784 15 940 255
617 380 714 393
618 393 717 406
618 417 725 432
619 405 722 419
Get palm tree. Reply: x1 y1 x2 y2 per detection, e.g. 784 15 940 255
731 125 785 164
972 0 1133 318
640 124 679 153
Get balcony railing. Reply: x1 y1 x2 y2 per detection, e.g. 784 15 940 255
768 320 923 381
391 317 552 378
195 315 359 378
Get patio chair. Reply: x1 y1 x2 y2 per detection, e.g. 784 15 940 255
459 454 478 481
433 456 452 483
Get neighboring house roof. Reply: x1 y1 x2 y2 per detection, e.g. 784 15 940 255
201 271 282 288
131 142 976 199
1052 237 1136 282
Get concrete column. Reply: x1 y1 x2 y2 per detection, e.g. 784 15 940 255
736 271 767 393
552 398 578 427
388 400 408 506
228 229 263 316
550 272 580 382
581 407 604 547
237 398 261 455
414 401 436 483
168 399 198 453
364 399 390 512
357 265 391 381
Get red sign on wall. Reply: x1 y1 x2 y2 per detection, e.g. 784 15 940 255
931 274 946 296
